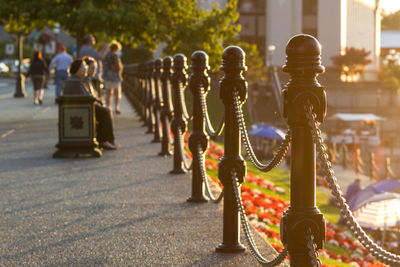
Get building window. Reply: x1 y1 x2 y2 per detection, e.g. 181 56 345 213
238 0 266 62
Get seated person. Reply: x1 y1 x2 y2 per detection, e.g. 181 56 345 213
60 60 90 96
61 59 118 150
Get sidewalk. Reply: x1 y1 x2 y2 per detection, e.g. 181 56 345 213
0 85 286 266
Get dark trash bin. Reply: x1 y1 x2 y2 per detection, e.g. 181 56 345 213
53 77 102 158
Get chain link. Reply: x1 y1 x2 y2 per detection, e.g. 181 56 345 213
231 169 288 266
199 85 225 137
232 90 291 173
163 115 174 145
305 101 400 266
177 82 192 122
306 227 322 267
196 143 224 203
176 126 193 171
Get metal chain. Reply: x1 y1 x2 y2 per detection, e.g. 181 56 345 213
305 102 400 266
306 227 322 267
232 90 291 173
163 115 174 145
177 82 192 122
196 143 224 203
176 125 193 171
231 169 288 266
199 87 225 137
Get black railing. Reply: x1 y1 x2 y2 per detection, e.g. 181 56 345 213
121 34 400 266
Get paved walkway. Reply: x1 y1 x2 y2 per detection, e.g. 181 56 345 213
0 78 286 266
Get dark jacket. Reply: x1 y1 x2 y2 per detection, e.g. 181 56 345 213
60 77 91 96
26 60 49 77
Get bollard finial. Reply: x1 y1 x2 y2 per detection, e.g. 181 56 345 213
146 61 154 78
283 34 325 77
220 46 247 72
219 46 247 105
173 53 187 70
154 58 162 69
282 34 326 123
189 51 210 94
163 56 173 69
190 51 209 71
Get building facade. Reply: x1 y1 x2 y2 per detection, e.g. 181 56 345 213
236 0 380 80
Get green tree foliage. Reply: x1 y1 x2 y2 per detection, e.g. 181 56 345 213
381 10 400 30
0 1 52 34
331 47 372 79
0 0 241 67
159 0 241 71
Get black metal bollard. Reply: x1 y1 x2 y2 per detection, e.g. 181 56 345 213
370 152 377 180
139 63 146 122
355 148 361 175
385 157 390 179
146 61 155 134
216 46 246 253
170 54 188 174
159 56 174 156
152 58 163 143
142 62 150 127
342 143 348 169
280 34 326 265
187 51 210 203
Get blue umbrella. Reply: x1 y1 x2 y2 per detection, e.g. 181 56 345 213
348 179 400 211
248 124 285 140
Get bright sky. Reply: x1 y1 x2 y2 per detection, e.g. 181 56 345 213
381 0 400 14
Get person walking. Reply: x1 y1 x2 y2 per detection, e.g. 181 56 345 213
103 40 123 114
338 178 362 225
79 34 103 99
49 45 73 99
26 51 49 105
345 178 361 202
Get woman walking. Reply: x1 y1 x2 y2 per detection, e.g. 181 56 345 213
26 51 49 105
103 40 123 114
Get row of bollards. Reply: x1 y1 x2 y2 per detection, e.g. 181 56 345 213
123 34 329 266
330 143 397 180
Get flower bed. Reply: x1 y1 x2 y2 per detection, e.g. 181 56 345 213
199 140 389 267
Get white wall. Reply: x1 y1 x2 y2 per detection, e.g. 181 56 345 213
318 0 342 68
347 0 379 80
266 0 302 66
262 0 379 76
346 0 375 53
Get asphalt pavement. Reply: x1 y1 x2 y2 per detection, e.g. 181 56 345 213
0 78 286 266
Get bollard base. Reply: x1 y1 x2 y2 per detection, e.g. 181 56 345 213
215 243 245 253
159 151 172 157
53 148 102 158
170 168 187 174
186 195 209 203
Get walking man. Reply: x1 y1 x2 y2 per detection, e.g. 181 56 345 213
49 45 73 98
